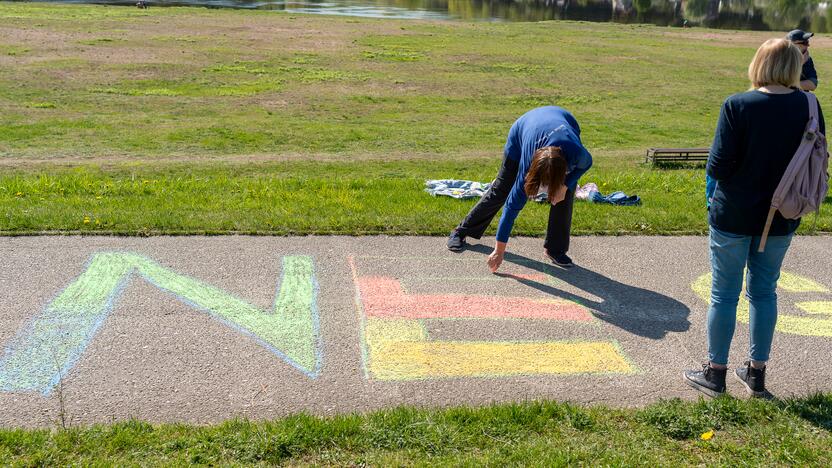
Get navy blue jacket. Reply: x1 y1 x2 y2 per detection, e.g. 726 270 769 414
802 57 818 87
707 90 825 236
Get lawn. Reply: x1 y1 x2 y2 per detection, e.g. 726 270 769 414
0 2 830 235
0 161 724 235
1 395 830 465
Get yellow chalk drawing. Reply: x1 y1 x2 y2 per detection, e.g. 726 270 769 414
692 272 832 337
365 318 427 343
365 317 632 379
796 302 832 315
777 272 829 293
351 256 637 380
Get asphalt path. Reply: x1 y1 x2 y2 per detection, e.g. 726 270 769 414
1 235 830 427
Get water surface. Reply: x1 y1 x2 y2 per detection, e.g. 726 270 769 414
24 0 832 31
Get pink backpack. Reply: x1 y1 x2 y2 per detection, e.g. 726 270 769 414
759 91 830 252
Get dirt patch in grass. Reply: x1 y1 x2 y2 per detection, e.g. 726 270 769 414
0 26 172 66
0 148 646 173
0 25 76 46
0 150 498 167
661 28 832 48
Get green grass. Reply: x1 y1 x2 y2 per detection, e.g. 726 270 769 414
0 2 831 234
1 161 830 235
1 395 830 465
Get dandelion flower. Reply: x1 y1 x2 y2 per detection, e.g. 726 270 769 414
700 430 714 441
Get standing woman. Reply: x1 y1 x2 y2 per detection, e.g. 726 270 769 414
684 39 825 398
447 106 592 272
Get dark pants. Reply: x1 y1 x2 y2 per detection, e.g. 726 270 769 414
455 156 575 255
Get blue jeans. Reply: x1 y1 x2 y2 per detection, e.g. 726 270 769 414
707 227 793 365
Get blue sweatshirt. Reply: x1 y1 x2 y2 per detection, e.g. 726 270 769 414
495 106 593 243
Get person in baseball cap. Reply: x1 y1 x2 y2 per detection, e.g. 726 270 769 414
786 29 818 91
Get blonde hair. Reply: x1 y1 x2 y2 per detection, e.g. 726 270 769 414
748 38 802 89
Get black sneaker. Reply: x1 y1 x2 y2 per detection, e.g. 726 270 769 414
447 229 466 252
734 361 773 399
683 363 727 398
545 251 573 268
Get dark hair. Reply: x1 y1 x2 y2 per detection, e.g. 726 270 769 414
524 146 567 204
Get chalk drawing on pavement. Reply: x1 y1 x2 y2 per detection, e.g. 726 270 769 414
0 253 321 395
692 271 832 337
349 256 635 380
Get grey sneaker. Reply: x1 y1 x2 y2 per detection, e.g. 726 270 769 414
734 361 773 399
447 230 466 252
545 251 573 268
683 363 727 398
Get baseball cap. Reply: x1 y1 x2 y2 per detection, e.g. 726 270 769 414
787 29 814 43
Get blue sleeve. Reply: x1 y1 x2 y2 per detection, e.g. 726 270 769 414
706 175 716 207
495 121 530 242
504 121 522 161
495 180 528 243
496 207 521 243
564 148 592 190
707 100 741 181
564 111 581 136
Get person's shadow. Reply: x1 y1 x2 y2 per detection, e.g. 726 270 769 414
467 244 690 340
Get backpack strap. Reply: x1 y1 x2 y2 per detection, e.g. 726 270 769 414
805 91 819 125
806 92 827 230
758 207 776 252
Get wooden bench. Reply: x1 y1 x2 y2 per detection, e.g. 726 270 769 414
645 148 709 165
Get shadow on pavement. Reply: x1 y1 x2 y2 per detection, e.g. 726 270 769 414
466 244 691 340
